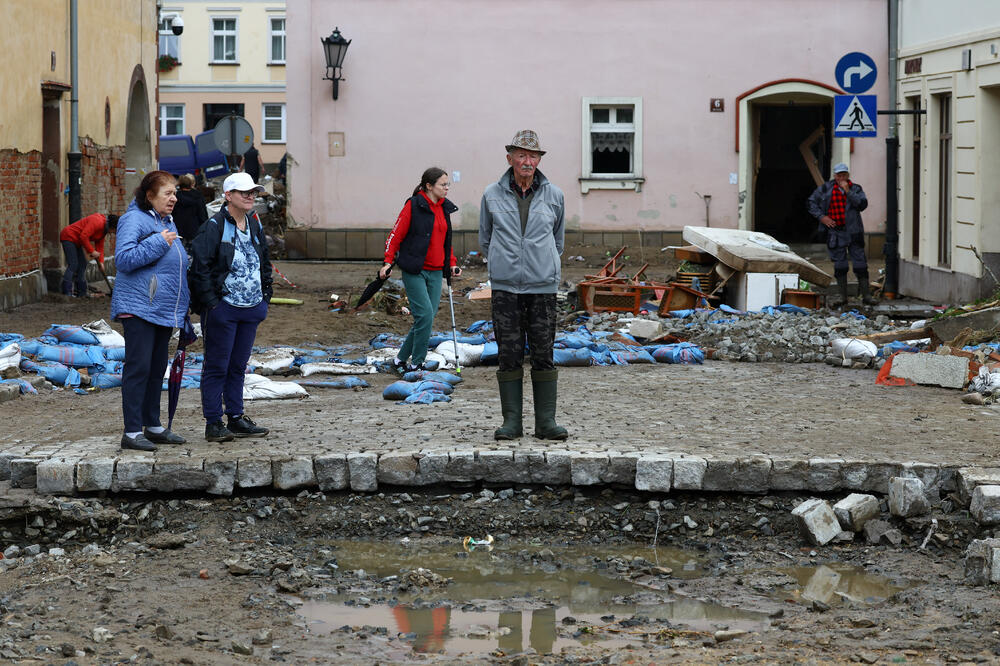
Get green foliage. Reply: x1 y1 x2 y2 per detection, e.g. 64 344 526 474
158 54 179 72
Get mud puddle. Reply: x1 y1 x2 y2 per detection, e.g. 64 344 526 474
771 563 911 608
296 539 770 656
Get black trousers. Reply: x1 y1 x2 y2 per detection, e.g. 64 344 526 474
491 290 556 372
121 316 172 433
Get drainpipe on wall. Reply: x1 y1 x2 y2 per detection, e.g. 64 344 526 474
67 0 82 224
883 0 901 297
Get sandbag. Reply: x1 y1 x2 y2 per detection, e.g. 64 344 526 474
432 341 483 368
19 358 82 387
82 319 126 347
301 362 378 376
382 379 454 400
0 378 37 395
298 377 370 389
649 342 705 364
90 372 123 389
242 373 308 400
0 342 21 372
104 346 126 361
480 342 498 365
553 347 593 366
402 370 463 385
610 349 657 364
29 342 107 368
402 390 451 404
831 338 877 362
249 347 297 372
43 324 100 346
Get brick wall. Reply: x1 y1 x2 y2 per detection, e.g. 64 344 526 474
0 149 42 277
80 137 127 217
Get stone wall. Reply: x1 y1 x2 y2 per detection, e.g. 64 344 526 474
79 137 127 218
0 149 42 277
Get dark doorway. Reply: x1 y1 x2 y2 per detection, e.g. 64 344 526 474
203 104 245 132
753 104 831 243
41 97 61 269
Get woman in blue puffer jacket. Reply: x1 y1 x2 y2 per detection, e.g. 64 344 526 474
111 170 190 451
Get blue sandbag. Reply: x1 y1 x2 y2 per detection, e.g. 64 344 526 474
881 341 922 357
382 379 454 400
466 320 492 334
0 333 24 345
649 342 705 364
402 370 463 385
299 377 370 389
90 373 123 389
480 341 498 365
401 390 451 404
553 347 593 366
104 346 126 361
429 333 487 347
19 358 82 387
43 324 100 345
0 378 37 395
610 348 657 364
29 342 107 368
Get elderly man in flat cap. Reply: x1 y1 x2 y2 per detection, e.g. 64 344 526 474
479 130 567 441
807 162 875 307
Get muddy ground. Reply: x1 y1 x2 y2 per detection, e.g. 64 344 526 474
6 245 1000 664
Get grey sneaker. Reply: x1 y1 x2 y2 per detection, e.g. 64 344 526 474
227 414 269 438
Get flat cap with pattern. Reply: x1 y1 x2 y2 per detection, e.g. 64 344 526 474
505 129 546 155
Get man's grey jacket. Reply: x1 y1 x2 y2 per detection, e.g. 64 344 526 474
479 167 565 294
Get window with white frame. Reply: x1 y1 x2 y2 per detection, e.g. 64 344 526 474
158 17 180 60
159 104 184 136
269 18 286 63
263 103 286 143
212 17 238 63
580 97 644 192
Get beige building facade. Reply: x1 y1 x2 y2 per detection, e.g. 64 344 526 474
157 0 287 167
0 0 158 308
895 0 1000 302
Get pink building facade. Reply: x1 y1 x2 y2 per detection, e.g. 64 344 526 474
286 0 888 258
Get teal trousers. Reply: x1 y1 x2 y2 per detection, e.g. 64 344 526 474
398 269 442 366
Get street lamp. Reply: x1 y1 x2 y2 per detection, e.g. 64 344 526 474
321 27 351 100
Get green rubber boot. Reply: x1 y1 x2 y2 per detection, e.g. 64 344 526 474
531 369 568 441
494 369 523 440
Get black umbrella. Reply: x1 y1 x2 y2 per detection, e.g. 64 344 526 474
354 264 393 311
167 314 198 430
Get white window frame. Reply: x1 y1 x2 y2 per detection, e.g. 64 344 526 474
580 96 644 193
269 17 286 64
158 17 181 61
210 16 239 64
262 103 286 143
159 104 185 136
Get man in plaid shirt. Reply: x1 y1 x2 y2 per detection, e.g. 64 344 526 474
807 162 873 307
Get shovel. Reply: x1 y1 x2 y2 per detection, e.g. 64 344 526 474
96 262 114 295
446 273 461 374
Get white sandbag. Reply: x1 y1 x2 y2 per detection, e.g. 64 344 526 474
365 348 400 364
301 362 378 376
830 337 878 361
0 343 21 372
250 347 296 372
433 341 484 367
242 373 308 400
83 319 125 348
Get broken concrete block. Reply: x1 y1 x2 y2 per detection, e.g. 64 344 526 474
604 453 638 485
347 452 377 492
964 538 1000 585
236 458 273 488
205 459 236 496
970 485 1000 525
770 458 809 491
635 456 673 492
35 459 76 495
889 352 969 389
571 453 608 486
841 461 902 494
9 458 39 488
888 477 930 517
443 451 481 482
111 458 154 492
791 498 841 546
376 452 418 485
929 306 1000 344
530 450 571 485
673 457 707 490
704 457 771 493
863 519 902 546
957 467 1000 505
833 493 880 532
901 462 952 501
272 457 316 490
412 452 445 485
629 319 663 340
315 454 349 491
809 458 844 492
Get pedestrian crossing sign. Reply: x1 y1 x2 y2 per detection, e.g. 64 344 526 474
834 94 877 137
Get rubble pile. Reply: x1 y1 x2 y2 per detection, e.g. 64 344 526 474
583 310 903 364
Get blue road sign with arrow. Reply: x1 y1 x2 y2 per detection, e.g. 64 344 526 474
834 95 877 137
835 52 877 94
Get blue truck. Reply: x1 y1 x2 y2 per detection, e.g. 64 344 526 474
158 130 229 180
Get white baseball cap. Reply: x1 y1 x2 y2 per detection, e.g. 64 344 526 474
223 172 264 193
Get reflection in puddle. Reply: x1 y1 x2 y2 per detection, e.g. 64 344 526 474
776 564 910 607
297 540 770 656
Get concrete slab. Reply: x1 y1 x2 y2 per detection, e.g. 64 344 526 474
889 352 970 389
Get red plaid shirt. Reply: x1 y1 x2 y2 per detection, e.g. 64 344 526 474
827 182 849 227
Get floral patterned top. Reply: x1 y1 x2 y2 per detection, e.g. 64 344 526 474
222 224 263 307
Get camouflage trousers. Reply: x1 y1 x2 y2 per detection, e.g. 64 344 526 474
491 290 556 371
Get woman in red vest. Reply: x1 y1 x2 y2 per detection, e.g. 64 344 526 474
59 212 118 297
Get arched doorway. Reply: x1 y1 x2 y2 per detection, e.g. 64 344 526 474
125 66 152 196
736 80 851 241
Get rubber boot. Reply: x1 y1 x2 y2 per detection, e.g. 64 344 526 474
531 369 568 441
494 369 523 440
831 271 849 308
856 269 877 306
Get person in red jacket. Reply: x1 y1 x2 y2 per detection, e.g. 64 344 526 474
59 213 118 297
380 167 461 372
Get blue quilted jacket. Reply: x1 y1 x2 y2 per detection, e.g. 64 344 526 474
110 199 190 328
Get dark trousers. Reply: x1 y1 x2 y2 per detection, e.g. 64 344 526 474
200 300 267 423
828 230 868 274
61 240 88 297
491 290 556 372
121 316 172 433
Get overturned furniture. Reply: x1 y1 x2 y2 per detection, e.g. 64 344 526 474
577 247 670 314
